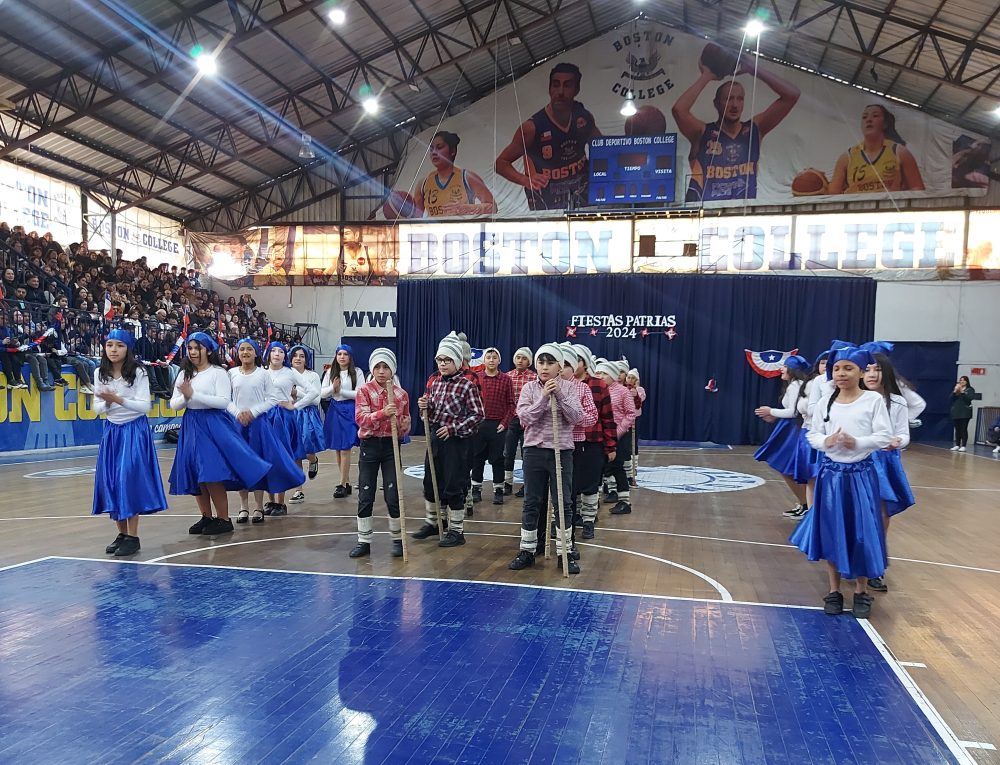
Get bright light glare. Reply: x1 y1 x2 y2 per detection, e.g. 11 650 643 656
993 104 1000 117
195 53 217 76
362 96 379 114
745 20 765 38
328 8 346 24
620 99 637 117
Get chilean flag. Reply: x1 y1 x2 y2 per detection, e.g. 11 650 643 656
745 348 799 378
103 291 114 322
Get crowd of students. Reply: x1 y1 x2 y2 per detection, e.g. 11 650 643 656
752 340 927 619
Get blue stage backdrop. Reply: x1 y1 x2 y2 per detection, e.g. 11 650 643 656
397 273 877 445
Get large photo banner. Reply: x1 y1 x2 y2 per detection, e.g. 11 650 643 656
0 160 82 245
383 22 989 218
189 225 399 286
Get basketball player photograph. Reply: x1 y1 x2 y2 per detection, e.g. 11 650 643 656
828 104 925 194
495 62 602 211
411 130 497 217
673 43 800 203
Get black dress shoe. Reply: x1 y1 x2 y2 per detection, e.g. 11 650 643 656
114 535 141 557
560 556 581 574
412 523 440 539
333 485 346 499
509 550 535 570
391 540 404 558
105 533 126 554
471 486 482 503
188 516 212 535
263 502 276 516
503 482 513 496
200 517 235 536
308 460 319 480
609 501 632 515
438 530 466 548
515 486 524 498
270 504 288 516
493 489 504 505
349 542 371 558
582 521 595 540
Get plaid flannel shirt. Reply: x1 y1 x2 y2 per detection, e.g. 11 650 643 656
476 369 514 428
355 380 411 439
424 371 484 438
506 368 537 404
583 374 617 454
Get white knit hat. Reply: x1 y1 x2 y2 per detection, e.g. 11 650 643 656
571 344 596 374
596 360 620 379
627 367 640 383
483 346 501 359
513 346 532 363
369 348 397 375
435 337 463 367
456 331 472 362
534 342 565 367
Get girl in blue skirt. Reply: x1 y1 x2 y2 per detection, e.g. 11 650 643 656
321 344 364 499
753 355 812 517
92 329 167 557
262 342 307 515
229 338 304 524
862 351 916 593
790 346 892 619
287 344 324 504
168 332 270 537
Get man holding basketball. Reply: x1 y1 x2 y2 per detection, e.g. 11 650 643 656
495 62 602 211
673 47 799 203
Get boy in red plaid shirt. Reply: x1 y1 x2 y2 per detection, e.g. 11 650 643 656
413 335 485 548
571 344 617 538
503 347 536 496
472 347 514 506
351 348 410 559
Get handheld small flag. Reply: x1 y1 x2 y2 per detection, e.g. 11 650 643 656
103 292 114 322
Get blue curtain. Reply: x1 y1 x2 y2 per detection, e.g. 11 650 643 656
397 273 876 445
886 341 958 443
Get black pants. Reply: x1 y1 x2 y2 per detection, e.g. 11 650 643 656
357 437 400 519
472 419 505 487
503 416 525 472
423 433 469 511
573 441 607 496
521 446 573 535
953 418 971 447
603 428 632 492
0 352 24 384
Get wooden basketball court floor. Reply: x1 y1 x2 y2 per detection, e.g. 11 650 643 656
1 441 998 763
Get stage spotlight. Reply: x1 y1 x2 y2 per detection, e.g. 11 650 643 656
993 104 1000 118
362 96 379 114
328 7 346 24
298 134 316 159
745 20 765 38
195 53 217 76
620 98 637 117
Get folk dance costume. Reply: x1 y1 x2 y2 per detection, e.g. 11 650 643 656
92 352 168 531
321 347 364 452
598 361 637 514
228 363 303 496
753 357 813 484
510 344 586 573
168 362 270 496
471 348 515 506
351 349 411 559
871 391 916 517
288 344 325 464
571 344 616 539
504 347 537 496
412 336 485 547
790 369 892 584
625 368 646 480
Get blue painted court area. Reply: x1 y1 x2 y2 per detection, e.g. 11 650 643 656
0 559 959 765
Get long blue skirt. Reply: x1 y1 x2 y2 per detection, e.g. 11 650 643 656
242 414 305 494
168 408 271 495
800 427 821 480
872 449 915 517
789 456 886 580
324 398 359 451
754 417 811 483
92 417 168 521
294 405 326 459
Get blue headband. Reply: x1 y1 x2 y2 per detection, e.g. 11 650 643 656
826 340 857 379
860 340 894 356
265 341 289 366
813 350 830 366
236 337 262 359
828 347 875 376
336 344 353 356
188 331 219 352
289 344 313 370
784 354 810 371
106 329 135 350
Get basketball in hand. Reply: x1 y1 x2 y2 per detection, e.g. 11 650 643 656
700 42 741 79
382 190 418 219
791 168 831 196
625 105 668 136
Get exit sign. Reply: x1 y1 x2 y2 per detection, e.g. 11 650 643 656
971 368 986 375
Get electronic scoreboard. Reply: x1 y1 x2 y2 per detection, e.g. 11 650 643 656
588 134 677 205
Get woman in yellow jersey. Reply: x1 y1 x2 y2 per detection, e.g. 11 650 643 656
413 131 498 217
830 105 924 194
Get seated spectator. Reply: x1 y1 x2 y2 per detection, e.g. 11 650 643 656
23 274 46 304
0 312 28 389
24 329 65 392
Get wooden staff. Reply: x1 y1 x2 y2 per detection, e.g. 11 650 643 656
422 410 446 537
631 428 638 482
385 381 408 562
551 395 570 578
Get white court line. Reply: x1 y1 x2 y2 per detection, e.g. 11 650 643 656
958 741 997 751
0 556 56 572
41 554 819 611
899 661 928 668
857 619 979 765
909 485 1000 492
142 530 733 601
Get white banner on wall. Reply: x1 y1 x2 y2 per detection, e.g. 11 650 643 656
385 22 989 219
0 161 81 246
397 220 632 276
87 203 184 267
